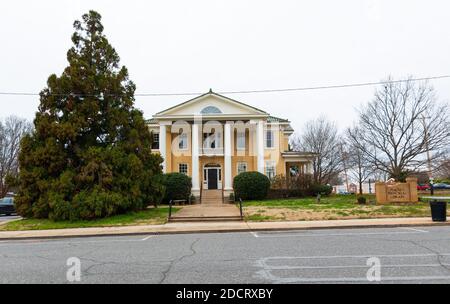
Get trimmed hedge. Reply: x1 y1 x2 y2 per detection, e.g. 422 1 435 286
162 173 192 202
233 171 270 200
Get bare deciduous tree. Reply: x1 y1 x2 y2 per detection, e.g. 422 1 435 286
0 116 33 196
292 116 342 184
345 127 374 194
349 77 450 180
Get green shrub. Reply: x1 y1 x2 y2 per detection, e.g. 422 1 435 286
162 173 192 202
229 193 235 202
357 196 367 205
233 171 270 200
309 184 333 196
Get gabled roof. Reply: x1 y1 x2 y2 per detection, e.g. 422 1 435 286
267 115 289 123
153 90 269 117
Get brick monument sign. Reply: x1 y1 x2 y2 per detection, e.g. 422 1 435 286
375 177 419 204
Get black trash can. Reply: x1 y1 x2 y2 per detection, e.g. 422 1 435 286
430 201 447 222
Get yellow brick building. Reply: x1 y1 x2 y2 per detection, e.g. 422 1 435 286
148 90 315 199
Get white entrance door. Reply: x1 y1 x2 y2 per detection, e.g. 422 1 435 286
203 166 222 190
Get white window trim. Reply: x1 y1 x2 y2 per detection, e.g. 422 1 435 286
178 133 188 150
203 132 222 149
236 131 246 150
264 130 275 149
179 163 188 175
152 132 160 150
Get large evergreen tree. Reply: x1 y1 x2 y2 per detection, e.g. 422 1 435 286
16 11 163 220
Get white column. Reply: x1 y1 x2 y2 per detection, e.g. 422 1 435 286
224 121 233 191
191 122 200 193
257 120 265 174
159 124 167 173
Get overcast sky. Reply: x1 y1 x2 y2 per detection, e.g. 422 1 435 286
0 0 449 133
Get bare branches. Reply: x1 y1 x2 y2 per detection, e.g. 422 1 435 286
292 116 342 184
345 126 375 194
0 116 33 196
351 77 450 180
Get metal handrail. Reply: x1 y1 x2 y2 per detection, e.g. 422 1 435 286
168 200 173 219
238 198 243 219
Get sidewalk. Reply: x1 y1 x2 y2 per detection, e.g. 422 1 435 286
0 217 449 240
171 204 240 218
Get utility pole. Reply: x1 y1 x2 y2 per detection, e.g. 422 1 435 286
421 115 434 195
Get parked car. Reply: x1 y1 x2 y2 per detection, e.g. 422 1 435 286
417 184 431 191
0 197 16 216
432 183 450 190
337 190 351 195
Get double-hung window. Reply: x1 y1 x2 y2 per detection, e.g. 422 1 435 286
265 130 274 148
152 133 160 150
236 131 245 150
203 132 221 149
179 133 188 150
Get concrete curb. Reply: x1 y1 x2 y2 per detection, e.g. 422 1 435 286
0 217 449 241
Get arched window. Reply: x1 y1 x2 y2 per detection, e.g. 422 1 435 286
200 106 222 114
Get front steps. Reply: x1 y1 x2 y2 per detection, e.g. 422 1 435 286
168 195 243 222
201 189 223 205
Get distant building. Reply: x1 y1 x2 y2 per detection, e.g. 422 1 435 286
333 182 376 194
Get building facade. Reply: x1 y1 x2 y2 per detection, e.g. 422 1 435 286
148 90 315 199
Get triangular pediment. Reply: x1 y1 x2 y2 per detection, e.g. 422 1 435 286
154 91 268 118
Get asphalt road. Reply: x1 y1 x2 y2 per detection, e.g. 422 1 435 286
1 226 450 283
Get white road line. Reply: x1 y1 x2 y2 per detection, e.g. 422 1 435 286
255 253 450 283
258 275 450 283
253 230 424 238
141 235 154 241
261 263 450 270
401 227 429 233
258 252 450 261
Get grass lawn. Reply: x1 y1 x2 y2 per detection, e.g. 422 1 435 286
243 194 449 222
0 206 179 231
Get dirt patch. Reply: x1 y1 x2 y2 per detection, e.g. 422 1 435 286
244 205 431 222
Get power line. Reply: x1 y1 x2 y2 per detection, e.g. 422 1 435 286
0 75 449 97
217 75 450 95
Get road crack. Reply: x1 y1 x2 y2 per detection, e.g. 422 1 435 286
159 238 200 284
